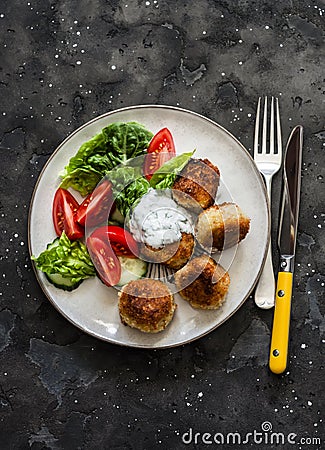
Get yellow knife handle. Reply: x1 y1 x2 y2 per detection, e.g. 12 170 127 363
269 271 293 374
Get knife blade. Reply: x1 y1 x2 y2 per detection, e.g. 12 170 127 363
269 125 303 374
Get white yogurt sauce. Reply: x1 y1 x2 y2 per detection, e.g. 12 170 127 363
129 188 193 248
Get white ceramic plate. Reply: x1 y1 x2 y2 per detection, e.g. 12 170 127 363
28 105 269 348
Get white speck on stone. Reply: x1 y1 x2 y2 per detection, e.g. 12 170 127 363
197 392 203 398
76 60 82 65
111 65 117 70
238 61 243 65
308 401 312 406
202 30 207 35
265 25 270 29
301 343 306 349
145 1 150 5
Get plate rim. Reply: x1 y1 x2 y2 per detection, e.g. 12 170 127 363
28 104 270 349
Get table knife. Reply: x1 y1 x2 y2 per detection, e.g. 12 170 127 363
269 125 303 374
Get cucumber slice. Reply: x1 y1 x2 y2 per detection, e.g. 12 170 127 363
117 256 148 286
43 238 83 290
45 273 83 291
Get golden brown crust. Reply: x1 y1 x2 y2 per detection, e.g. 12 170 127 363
140 232 194 270
118 279 176 333
174 255 230 310
172 158 220 212
195 202 250 251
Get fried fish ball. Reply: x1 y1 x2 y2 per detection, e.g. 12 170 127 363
195 202 250 251
140 232 194 270
174 255 230 310
118 279 176 333
172 158 220 212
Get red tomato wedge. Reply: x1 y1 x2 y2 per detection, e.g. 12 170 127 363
87 235 121 287
143 127 176 180
75 179 115 227
90 225 139 258
52 188 84 240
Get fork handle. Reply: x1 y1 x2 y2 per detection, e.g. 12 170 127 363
255 174 275 309
255 241 275 308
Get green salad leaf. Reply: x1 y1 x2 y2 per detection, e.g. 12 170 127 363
60 122 153 196
107 165 150 217
60 167 104 197
60 133 109 196
32 232 96 284
102 122 153 166
149 151 195 189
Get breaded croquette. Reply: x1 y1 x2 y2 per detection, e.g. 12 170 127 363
172 158 220 212
174 255 230 310
118 279 176 333
140 232 194 270
195 202 250 251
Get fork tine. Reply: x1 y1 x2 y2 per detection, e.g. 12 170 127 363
276 97 282 157
254 97 261 154
261 96 268 154
269 96 275 154
161 265 168 279
147 262 154 278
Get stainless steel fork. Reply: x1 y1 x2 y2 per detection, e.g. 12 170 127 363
254 97 282 309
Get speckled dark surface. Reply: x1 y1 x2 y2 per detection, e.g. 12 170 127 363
0 1 324 449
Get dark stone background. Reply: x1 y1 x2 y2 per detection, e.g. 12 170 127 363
0 1 324 448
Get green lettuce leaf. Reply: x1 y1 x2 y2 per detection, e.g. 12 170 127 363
60 122 153 196
32 232 96 284
106 165 150 217
60 167 103 197
102 122 153 166
149 151 195 189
